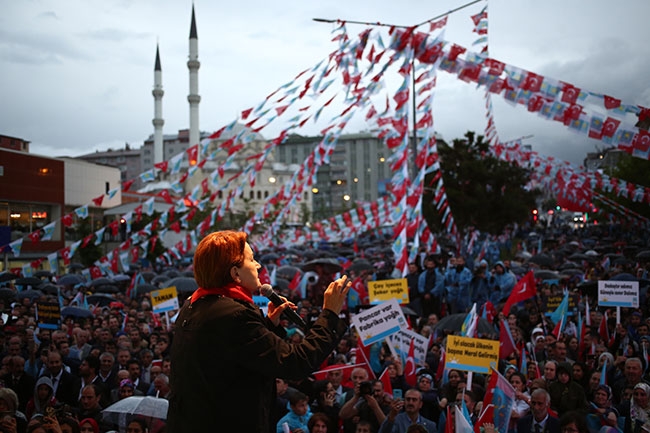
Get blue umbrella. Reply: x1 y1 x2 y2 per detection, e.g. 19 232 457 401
57 274 85 286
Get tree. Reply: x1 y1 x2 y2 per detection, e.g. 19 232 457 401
423 131 540 234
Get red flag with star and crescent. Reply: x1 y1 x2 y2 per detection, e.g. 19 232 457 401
502 271 536 315
404 338 417 387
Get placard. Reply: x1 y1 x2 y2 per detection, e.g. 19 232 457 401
388 328 430 366
151 286 180 313
368 278 409 304
351 298 407 346
598 280 639 308
36 301 61 330
444 335 499 374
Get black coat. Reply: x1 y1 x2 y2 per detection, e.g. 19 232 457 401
517 414 561 433
1 372 35 412
167 295 348 433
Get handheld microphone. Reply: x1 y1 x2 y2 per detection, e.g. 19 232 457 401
260 284 308 330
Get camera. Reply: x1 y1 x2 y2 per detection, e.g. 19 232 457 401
359 381 373 395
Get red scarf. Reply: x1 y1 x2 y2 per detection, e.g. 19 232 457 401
190 282 254 304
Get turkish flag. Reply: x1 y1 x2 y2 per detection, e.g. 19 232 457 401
602 117 621 137
92 195 104 207
154 161 169 172
599 311 610 344
89 266 103 279
404 338 417 387
603 95 621 109
473 404 495 433
502 271 536 315
121 179 135 192
62 213 74 227
186 144 199 166
499 319 517 359
288 272 301 292
561 83 580 105
378 367 392 395
522 72 543 92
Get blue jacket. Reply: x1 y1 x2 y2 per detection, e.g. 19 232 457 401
379 412 437 433
418 268 445 297
276 406 312 433
490 261 516 303
444 266 473 312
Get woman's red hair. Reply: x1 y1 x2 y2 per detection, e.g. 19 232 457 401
193 230 247 288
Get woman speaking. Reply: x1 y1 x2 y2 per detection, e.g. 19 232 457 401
168 230 351 433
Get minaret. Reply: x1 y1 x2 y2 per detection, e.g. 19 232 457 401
187 4 201 157
152 44 164 165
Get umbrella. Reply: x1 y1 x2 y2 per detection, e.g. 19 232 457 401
112 274 132 283
584 250 600 257
568 253 590 262
347 259 375 273
301 258 343 274
33 270 53 279
162 277 198 293
433 313 494 336
94 284 120 294
613 258 634 267
0 288 16 300
274 278 290 292
135 284 159 294
0 272 16 283
15 289 43 300
40 284 61 295
15 277 43 287
558 261 580 270
141 272 157 282
89 277 114 287
162 270 179 279
560 269 583 276
180 270 194 277
259 253 280 264
636 250 650 261
610 273 637 281
534 270 561 280
61 306 94 318
102 396 168 424
276 266 303 280
68 263 84 271
57 274 85 286
87 294 115 307
528 254 553 267
400 305 418 316
151 275 169 285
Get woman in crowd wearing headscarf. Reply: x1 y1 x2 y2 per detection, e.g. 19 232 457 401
622 382 650 433
24 377 56 421
586 384 620 433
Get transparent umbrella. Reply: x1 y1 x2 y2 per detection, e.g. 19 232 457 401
102 396 168 428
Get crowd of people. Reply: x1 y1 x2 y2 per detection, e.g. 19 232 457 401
0 222 648 433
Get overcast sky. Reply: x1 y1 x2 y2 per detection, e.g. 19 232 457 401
1 0 649 166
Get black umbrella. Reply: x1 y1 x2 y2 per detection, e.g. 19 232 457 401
151 275 169 285
162 270 179 279
68 263 84 271
87 293 115 307
534 270 561 280
568 253 590 262
348 259 375 273
610 273 637 281
57 274 85 286
61 306 94 318
276 266 303 280
15 277 43 287
636 250 650 261
274 278 290 292
181 270 194 277
94 284 120 294
259 253 280 264
40 284 61 295
0 272 16 283
302 258 343 274
613 258 634 267
400 305 419 316
112 274 132 283
15 289 43 300
0 288 16 300
135 284 159 294
558 261 580 270
433 313 494 336
529 254 553 267
560 269 583 276
141 272 157 283
89 277 113 287
33 270 53 279
162 277 198 293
